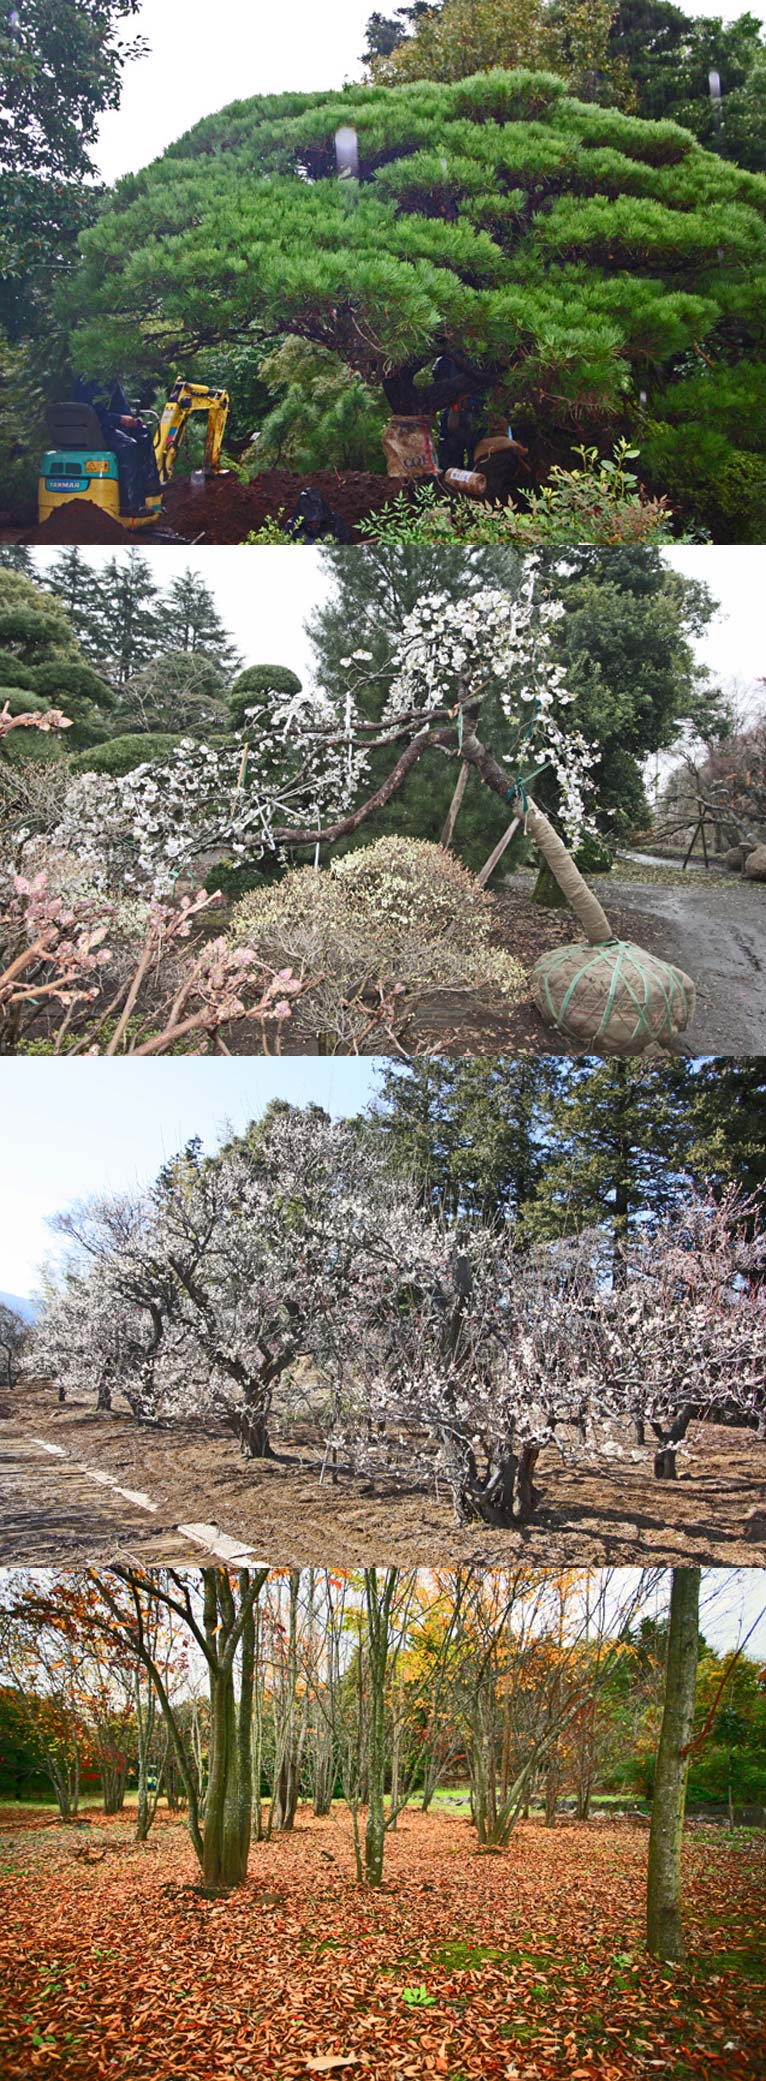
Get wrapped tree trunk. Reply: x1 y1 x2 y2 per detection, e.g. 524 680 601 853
646 1568 700 1962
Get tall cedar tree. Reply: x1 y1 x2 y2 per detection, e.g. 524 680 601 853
370 1056 766 1262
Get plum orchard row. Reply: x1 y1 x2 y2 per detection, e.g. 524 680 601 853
35 1107 766 1527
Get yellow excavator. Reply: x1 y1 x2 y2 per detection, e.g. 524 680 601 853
38 378 231 531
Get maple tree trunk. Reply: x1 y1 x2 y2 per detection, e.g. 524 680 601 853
363 1569 396 1887
201 1576 255 1890
646 1567 700 1963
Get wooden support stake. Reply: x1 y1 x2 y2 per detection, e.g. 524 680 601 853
476 812 522 889
440 760 470 850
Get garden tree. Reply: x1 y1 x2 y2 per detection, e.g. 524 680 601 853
0 546 35 575
0 566 77 663
261 1572 311 1835
41 546 111 658
366 0 632 107
373 1056 766 1264
519 1058 693 1281
308 542 522 859
84 550 163 689
44 576 596 898
252 337 389 475
308 548 719 860
89 1567 269 1890
62 71 766 530
315 1569 472 1885
0 1573 148 1819
0 0 144 336
646 1566 700 1961
161 568 242 676
0 566 115 756
0 1300 26 1386
671 1058 766 1215
597 1188 766 1475
37 1107 423 1457
0 1575 93 1820
117 651 230 736
665 713 766 850
610 1 766 172
686 1631 766 1812
539 547 719 838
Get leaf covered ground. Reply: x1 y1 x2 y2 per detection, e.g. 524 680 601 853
0 1807 764 2081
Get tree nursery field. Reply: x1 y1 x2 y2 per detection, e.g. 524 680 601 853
2 1058 765 1567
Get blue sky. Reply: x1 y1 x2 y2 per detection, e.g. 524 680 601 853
0 1059 381 1297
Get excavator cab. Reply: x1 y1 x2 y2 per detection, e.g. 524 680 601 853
38 379 230 530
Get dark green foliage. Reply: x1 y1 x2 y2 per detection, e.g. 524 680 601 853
61 69 766 509
308 544 717 856
641 363 766 542
0 650 38 691
610 1 766 173
0 0 144 337
370 1055 766 1259
228 664 303 732
73 731 186 777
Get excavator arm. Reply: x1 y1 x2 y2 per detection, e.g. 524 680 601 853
152 379 230 484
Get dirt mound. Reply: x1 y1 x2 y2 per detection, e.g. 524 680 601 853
163 467 406 543
24 498 131 545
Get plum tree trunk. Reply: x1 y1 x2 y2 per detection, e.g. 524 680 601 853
646 1567 700 1963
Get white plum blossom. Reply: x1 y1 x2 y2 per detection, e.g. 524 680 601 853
35 569 600 897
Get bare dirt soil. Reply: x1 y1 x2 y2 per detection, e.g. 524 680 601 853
2 1379 764 1571
17 470 409 546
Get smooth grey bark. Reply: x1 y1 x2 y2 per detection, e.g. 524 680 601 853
646 1567 700 1963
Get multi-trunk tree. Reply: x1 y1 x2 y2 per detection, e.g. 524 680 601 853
34 1109 766 1528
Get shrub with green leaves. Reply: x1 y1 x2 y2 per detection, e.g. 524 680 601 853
641 363 766 544
250 337 387 473
61 68 766 509
72 731 186 778
359 441 679 543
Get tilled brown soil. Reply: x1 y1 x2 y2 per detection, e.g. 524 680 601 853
2 1379 764 1570
16 471 406 546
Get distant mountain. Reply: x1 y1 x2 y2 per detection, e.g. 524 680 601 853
0 1290 36 1324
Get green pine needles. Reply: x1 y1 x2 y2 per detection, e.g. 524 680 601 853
62 67 766 530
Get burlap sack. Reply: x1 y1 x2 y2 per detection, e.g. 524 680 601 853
532 939 696 1056
381 415 439 479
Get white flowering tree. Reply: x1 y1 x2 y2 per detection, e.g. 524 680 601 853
592 1189 766 1479
36 1117 765 1520
39 570 595 897
37 1109 426 1458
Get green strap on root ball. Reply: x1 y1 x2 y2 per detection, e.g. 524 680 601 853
531 939 696 1056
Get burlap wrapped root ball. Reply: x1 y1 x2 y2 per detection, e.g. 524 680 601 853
532 939 696 1056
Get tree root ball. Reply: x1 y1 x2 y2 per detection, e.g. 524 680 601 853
531 939 696 1056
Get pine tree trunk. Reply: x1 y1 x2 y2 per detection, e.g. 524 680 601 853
646 1568 700 1963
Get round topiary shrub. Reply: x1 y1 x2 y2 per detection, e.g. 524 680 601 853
230 835 526 1047
228 665 303 733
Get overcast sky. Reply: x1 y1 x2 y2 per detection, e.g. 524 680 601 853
29 545 766 702
93 0 766 186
